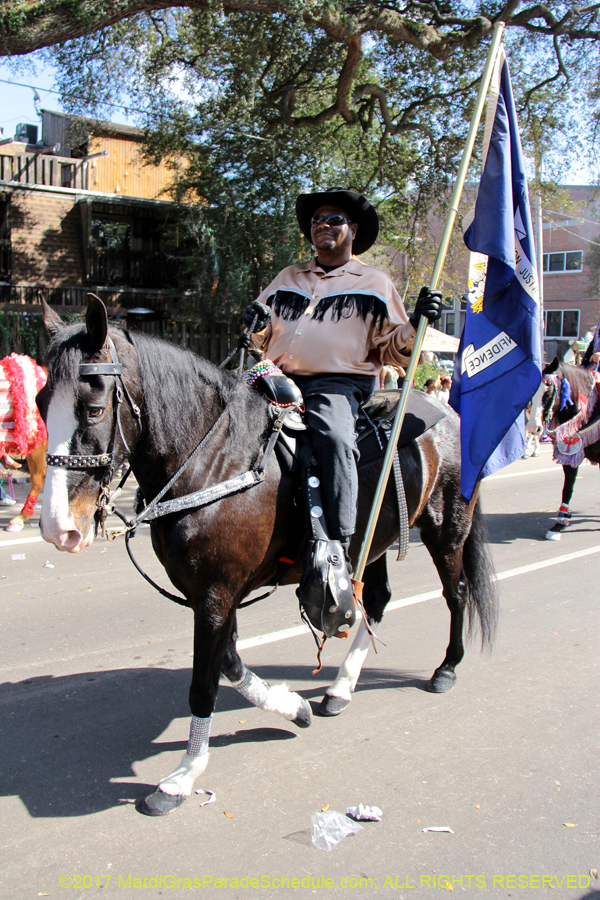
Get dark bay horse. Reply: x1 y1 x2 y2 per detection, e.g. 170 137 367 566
541 359 599 540
38 297 497 816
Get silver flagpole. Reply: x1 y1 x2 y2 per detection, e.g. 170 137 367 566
353 20 506 591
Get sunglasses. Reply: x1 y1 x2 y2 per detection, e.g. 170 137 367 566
310 214 353 227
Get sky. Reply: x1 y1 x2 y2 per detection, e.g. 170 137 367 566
0 59 132 141
0 58 596 186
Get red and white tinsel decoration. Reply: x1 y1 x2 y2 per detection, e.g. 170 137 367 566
0 354 47 455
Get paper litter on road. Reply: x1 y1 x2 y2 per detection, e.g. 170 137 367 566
43 561 54 568
195 789 215 806
11 554 25 560
422 826 454 833
346 803 382 821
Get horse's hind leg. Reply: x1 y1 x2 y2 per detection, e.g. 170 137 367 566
420 496 497 693
6 441 46 533
221 618 311 728
319 553 391 716
426 550 468 693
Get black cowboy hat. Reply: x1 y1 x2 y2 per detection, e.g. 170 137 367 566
295 186 379 255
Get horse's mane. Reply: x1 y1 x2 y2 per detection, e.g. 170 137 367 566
129 330 265 455
558 361 595 398
48 324 268 458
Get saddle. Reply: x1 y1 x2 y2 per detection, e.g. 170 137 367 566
247 363 449 639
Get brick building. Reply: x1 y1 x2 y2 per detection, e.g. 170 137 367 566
393 185 600 363
541 186 600 360
0 110 182 312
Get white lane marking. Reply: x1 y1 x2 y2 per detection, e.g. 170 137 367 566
238 625 308 650
494 545 600 581
0 536 45 549
241 545 600 648
486 467 557 480
2 544 599 675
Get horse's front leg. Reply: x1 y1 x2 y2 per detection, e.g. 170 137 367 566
319 553 391 716
141 596 231 817
221 617 311 728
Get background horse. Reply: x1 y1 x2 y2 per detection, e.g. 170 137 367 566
0 354 47 532
524 381 545 458
39 297 497 817
540 358 599 540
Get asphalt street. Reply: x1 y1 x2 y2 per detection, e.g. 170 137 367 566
1 442 599 900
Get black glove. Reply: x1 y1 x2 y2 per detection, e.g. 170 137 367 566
243 301 271 332
237 332 251 350
409 286 443 329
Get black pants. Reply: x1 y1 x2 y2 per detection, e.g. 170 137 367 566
291 373 376 540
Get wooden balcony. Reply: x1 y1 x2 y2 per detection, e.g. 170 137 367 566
0 151 89 190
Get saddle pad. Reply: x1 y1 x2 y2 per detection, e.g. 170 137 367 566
357 389 448 466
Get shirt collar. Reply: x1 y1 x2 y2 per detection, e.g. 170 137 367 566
299 257 365 276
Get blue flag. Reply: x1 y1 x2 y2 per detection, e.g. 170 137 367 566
449 47 542 502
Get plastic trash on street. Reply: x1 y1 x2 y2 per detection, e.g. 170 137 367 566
311 810 363 851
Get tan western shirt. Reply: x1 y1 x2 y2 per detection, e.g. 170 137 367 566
252 258 416 376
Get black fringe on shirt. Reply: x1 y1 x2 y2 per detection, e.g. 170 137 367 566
269 290 310 321
269 290 388 330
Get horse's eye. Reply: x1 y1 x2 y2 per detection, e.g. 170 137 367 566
87 406 105 419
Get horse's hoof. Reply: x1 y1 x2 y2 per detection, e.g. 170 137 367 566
293 697 312 728
545 529 562 541
5 520 24 533
139 789 187 817
317 694 350 716
427 669 457 693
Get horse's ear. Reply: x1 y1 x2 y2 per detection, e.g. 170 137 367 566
41 296 65 337
543 356 560 375
86 294 109 351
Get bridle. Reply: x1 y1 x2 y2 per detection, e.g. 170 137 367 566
540 374 559 430
45 337 142 533
44 321 297 608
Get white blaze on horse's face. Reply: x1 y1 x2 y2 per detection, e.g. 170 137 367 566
41 382 95 553
525 381 546 437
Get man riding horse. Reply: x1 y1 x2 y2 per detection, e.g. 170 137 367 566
244 187 442 626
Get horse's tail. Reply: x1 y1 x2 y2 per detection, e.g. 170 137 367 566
462 497 498 650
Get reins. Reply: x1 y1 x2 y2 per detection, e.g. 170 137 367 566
46 320 295 608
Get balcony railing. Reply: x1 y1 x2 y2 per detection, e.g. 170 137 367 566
0 151 88 190
87 248 179 289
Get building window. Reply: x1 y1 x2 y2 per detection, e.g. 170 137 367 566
542 250 583 273
545 309 579 338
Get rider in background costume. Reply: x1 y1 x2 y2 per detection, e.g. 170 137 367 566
582 319 600 369
246 188 442 575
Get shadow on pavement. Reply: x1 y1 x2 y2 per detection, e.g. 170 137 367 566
483 510 600 544
0 661 430 818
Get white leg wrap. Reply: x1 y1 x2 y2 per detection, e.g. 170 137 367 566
158 715 211 797
327 620 372 701
231 667 271 709
231 667 306 722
